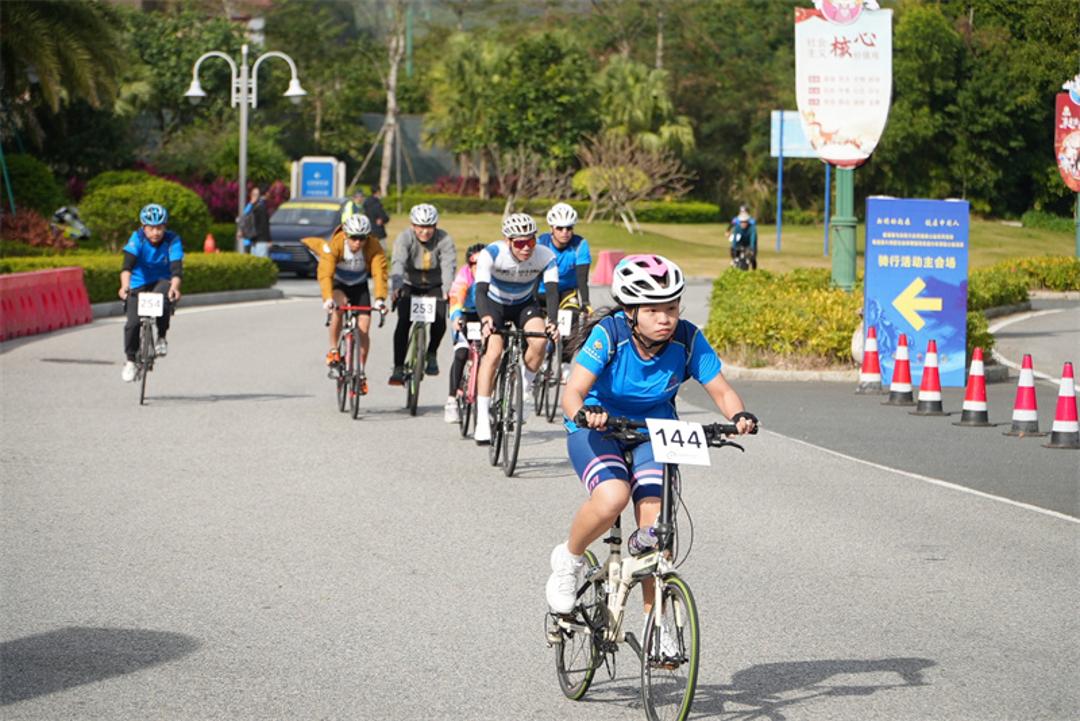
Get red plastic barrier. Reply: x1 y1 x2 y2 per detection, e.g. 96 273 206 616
590 250 626 286
0 267 93 342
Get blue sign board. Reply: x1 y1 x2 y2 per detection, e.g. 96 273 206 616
299 160 335 198
864 197 969 387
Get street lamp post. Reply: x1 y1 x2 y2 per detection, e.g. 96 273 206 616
184 43 306 252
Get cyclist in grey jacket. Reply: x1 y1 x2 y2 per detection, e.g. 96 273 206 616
388 203 456 384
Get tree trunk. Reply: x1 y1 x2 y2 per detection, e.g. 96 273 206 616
313 95 323 144
379 2 407 198
656 6 664 70
479 150 490 200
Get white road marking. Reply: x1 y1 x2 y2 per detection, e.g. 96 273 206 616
988 309 1077 390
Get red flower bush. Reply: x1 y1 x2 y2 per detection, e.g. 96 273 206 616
1 208 75 250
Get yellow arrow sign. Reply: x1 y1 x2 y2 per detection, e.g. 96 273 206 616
892 277 942 330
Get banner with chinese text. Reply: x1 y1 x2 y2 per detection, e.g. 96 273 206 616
1055 92 1080 192
864 198 969 388
794 5 892 168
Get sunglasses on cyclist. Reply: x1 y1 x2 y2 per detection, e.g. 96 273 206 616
553 226 574 232
347 233 369 241
510 237 536 250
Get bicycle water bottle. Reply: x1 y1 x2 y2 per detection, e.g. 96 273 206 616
627 525 658 556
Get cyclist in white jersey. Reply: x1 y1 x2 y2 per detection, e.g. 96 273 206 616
473 213 560 444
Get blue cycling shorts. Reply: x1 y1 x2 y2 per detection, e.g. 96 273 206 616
566 428 665 503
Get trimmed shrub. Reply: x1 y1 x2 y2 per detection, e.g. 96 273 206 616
967 265 1029 311
991 255 1080 292
83 169 157 198
80 178 212 253
0 253 276 303
1021 210 1074 234
209 222 238 249
0 154 65 214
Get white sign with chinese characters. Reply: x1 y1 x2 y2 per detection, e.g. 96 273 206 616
794 5 892 168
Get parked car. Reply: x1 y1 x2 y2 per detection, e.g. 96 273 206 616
267 197 344 277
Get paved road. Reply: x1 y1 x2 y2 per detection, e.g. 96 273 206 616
991 305 1079 386
1 293 1077 720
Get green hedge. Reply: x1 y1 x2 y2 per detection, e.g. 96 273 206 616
1021 210 1075 234
967 265 1029 311
0 154 65 214
80 178 212 253
986 255 1080 292
83 169 158 198
392 192 720 223
0 253 276 303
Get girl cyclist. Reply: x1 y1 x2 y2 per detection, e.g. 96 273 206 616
444 243 486 423
545 254 758 617
118 203 183 382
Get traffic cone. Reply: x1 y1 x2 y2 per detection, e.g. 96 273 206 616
953 347 992 426
203 233 217 253
910 339 947 416
855 326 883 394
882 333 915 406
1003 354 1047 437
1043 362 1079 449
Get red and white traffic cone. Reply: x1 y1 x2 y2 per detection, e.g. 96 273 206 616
953 347 992 426
1003 354 1047 437
911 339 947 416
1043 362 1079 449
855 326 883 395
883 333 915 406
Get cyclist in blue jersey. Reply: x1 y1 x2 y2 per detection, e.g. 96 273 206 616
545 254 757 616
472 213 560 444
536 202 591 309
118 204 183 382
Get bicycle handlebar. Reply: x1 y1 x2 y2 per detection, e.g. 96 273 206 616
324 304 387 328
572 409 757 449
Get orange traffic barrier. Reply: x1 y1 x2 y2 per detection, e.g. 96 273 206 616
883 333 915 406
911 339 946 416
954 347 992 427
590 250 626 286
855 325 883 394
1043 362 1079 449
1003 354 1046 437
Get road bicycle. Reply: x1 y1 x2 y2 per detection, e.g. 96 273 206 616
327 304 385 419
487 323 550 477
127 291 174 406
399 294 440 416
533 293 582 423
454 322 483 439
546 413 754 721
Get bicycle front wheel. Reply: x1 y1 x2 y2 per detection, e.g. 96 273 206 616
138 323 153 406
406 324 425 416
554 549 603 700
502 362 524 477
533 352 548 415
544 339 562 423
488 361 505 466
641 574 700 721
336 336 349 412
349 334 364 419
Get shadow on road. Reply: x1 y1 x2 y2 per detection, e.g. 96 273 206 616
579 656 934 720
149 393 313 403
40 358 116 366
1 626 201 705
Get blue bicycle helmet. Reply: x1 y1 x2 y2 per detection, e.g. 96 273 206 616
139 203 169 226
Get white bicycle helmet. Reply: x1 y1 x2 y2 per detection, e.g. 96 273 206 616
546 202 578 228
502 212 537 238
611 254 686 305
342 214 371 237
409 203 439 226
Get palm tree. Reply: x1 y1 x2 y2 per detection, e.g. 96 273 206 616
1 0 124 113
594 55 694 156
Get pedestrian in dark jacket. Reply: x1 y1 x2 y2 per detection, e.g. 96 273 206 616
240 187 271 256
362 185 390 244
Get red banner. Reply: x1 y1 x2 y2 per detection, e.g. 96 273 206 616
1056 92 1080 192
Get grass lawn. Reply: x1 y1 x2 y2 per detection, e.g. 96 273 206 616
436 211 1074 278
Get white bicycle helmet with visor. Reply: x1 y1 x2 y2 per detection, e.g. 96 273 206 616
546 202 578 228
611 254 685 305
501 212 537 238
409 203 439 226
342 213 371 238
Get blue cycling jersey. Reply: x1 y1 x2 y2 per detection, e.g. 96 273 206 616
123 229 184 288
566 312 722 432
537 233 591 294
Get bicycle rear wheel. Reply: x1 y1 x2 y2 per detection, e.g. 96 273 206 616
641 574 700 721
488 360 505 466
502 361 524 477
553 549 603 700
544 338 562 423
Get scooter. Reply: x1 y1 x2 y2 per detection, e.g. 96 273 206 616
50 206 91 241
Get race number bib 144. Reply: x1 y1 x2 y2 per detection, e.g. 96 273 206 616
137 292 165 317
410 296 437 323
645 418 711 466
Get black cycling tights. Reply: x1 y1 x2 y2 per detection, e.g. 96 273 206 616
393 289 446 367
449 346 469 395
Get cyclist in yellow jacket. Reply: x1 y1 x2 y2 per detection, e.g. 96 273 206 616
313 215 389 382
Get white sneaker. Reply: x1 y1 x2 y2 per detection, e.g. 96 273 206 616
520 385 533 422
474 413 491 444
121 361 136 382
545 542 584 614
155 337 168 357
561 366 570 385
644 616 681 659
443 398 459 423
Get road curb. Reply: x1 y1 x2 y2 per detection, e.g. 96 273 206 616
91 288 285 319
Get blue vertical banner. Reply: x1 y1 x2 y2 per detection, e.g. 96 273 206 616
864 197 969 387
